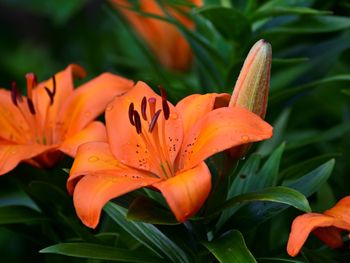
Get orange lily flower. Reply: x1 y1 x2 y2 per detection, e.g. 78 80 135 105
111 0 202 71
67 81 272 228
0 64 134 175
287 196 350 257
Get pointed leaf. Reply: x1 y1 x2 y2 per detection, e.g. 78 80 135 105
127 196 178 225
257 258 305 263
40 243 162 263
0 205 46 224
223 161 334 229
211 186 310 215
203 230 256 263
104 202 191 263
283 159 335 197
266 16 350 34
198 7 251 42
248 143 285 190
257 109 290 156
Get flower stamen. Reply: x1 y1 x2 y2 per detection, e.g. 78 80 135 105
133 111 142 134
148 109 162 133
141 96 147 121
128 103 135 126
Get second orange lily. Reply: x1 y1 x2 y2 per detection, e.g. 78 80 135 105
0 64 134 175
287 196 350 257
111 0 202 71
68 81 273 228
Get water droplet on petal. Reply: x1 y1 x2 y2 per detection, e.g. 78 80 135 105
241 135 249 142
169 113 178 120
88 156 99 162
106 105 113 111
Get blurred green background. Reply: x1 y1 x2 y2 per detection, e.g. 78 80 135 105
1 0 350 262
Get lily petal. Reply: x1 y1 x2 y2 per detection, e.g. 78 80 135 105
60 73 134 135
112 0 196 70
324 196 350 224
153 162 211 222
179 107 272 170
0 143 53 175
106 81 183 175
73 172 160 228
34 64 86 126
0 89 29 143
287 213 340 257
68 141 133 194
176 93 230 134
313 227 344 249
59 121 107 157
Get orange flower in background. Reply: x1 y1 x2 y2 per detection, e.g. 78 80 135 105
0 64 134 175
287 196 350 257
229 39 272 158
67 81 272 228
111 0 202 71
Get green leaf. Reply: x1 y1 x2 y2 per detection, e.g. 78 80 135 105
203 230 256 263
258 109 290 156
248 143 285 190
257 258 305 263
272 58 309 65
226 143 285 200
224 161 334 229
266 16 350 34
198 6 251 42
302 247 338 263
282 159 335 197
280 154 339 181
228 154 262 196
252 7 331 20
127 196 178 225
342 89 350 96
210 186 311 215
2 0 89 24
270 75 350 104
215 154 261 229
40 243 162 263
0 205 46 224
286 123 350 150
104 202 191 263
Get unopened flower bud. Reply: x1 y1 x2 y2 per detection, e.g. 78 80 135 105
229 40 272 159
229 39 272 118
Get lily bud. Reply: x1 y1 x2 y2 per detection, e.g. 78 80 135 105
229 39 272 118
229 40 272 159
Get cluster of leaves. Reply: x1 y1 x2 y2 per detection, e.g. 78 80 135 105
0 0 350 262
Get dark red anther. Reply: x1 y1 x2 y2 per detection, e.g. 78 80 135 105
27 98 36 115
51 75 56 97
11 82 18 106
128 103 135 126
162 100 170 120
148 109 162 133
133 111 142 134
159 85 167 101
141 96 147 121
44 76 57 106
159 86 170 120
44 87 54 105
